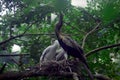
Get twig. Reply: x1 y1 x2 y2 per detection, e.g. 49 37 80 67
82 22 101 48
85 43 120 57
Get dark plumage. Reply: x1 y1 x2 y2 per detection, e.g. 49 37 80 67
55 13 88 68
55 13 94 80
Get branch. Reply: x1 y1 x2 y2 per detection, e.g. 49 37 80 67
0 34 24 45
0 33 82 37
82 22 101 48
0 23 32 45
85 43 120 57
0 70 111 80
0 60 111 80
0 54 29 57
0 70 77 80
0 60 79 80
0 33 55 36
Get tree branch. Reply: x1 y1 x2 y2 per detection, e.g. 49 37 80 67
0 60 79 80
0 23 32 45
82 22 101 48
0 70 76 80
0 34 24 45
0 33 82 37
0 60 111 80
0 54 29 57
85 43 120 57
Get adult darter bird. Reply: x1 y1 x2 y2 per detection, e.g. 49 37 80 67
55 13 94 80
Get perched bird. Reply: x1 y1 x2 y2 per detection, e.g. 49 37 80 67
40 40 59 64
40 40 67 64
55 13 94 80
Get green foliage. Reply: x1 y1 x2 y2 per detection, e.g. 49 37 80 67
0 0 120 79
87 0 120 24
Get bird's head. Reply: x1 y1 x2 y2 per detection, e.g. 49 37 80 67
54 40 59 44
53 40 60 48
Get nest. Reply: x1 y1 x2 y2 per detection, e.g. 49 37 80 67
39 59 79 73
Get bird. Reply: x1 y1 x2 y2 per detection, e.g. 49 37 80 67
40 40 67 65
55 13 94 80
40 40 59 64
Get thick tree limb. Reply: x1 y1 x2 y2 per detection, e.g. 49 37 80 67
0 70 77 80
0 60 78 80
85 43 120 57
0 60 111 80
0 70 111 80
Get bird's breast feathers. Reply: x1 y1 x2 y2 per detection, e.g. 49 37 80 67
60 36 83 53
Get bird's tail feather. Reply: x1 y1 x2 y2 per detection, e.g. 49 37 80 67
82 62 94 80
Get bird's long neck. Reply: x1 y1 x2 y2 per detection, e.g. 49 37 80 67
55 13 63 39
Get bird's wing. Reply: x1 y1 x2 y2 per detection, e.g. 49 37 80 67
63 36 84 54
55 48 68 61
40 46 51 61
